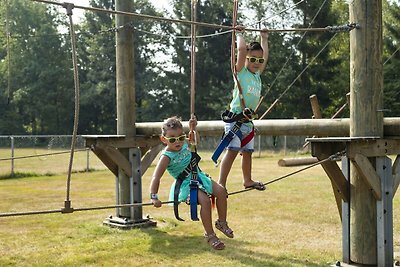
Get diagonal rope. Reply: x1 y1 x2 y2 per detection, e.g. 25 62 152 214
383 45 400 65
254 0 329 113
258 33 338 120
251 0 306 27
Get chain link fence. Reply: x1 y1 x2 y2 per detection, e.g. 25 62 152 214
0 135 309 176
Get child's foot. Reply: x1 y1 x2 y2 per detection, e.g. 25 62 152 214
204 232 225 250
244 181 266 191
215 219 234 238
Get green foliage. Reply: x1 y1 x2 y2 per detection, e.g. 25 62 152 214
383 1 400 117
0 0 73 134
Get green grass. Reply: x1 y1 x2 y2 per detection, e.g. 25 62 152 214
0 152 399 266
0 148 107 177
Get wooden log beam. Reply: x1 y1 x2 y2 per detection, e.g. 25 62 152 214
135 118 400 137
278 157 318 167
90 145 118 176
141 144 164 175
104 146 132 178
353 154 382 200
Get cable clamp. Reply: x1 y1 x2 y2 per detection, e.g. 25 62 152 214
326 23 360 33
62 2 75 16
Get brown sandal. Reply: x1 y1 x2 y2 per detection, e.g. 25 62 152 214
215 219 234 238
204 232 225 250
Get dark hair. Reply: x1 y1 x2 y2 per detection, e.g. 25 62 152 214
247 41 263 52
161 116 183 135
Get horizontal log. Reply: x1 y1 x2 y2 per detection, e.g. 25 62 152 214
135 117 400 137
278 157 319 167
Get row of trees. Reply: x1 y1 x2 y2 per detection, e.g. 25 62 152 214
0 0 399 135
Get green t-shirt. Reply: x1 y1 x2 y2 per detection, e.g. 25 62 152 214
161 142 213 202
229 67 262 114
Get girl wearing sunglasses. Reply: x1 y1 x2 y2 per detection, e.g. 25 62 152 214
218 26 269 192
149 116 234 250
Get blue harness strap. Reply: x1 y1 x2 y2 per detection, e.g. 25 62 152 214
188 151 200 221
211 122 242 164
173 152 201 221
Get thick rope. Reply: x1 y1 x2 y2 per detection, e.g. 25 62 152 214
0 151 345 218
64 4 80 210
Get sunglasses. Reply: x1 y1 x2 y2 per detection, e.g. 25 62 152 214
246 56 265 64
163 134 186 143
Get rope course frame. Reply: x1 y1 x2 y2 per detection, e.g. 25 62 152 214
0 150 344 218
31 0 358 34
1 0 358 220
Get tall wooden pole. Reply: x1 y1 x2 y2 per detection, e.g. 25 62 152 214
349 0 383 263
116 0 136 218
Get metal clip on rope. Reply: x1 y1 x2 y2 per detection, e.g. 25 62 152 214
329 150 346 161
326 23 360 33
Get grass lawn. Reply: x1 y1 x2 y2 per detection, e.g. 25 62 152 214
0 152 399 266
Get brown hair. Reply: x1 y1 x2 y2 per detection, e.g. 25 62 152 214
247 41 263 52
161 116 183 136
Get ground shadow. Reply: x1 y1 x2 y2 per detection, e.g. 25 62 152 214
141 227 330 267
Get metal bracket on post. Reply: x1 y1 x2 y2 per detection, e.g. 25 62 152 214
376 156 393 266
103 147 156 229
341 156 350 263
127 147 156 227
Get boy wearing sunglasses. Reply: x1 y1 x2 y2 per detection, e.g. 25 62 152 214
149 116 234 250
218 27 269 192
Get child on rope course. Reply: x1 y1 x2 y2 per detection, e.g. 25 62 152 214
218 27 269 192
149 116 234 250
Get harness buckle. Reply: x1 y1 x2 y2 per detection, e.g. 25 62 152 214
242 108 258 121
190 180 199 188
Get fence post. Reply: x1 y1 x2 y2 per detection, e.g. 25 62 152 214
10 136 14 176
86 148 90 172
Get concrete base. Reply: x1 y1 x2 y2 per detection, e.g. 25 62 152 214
103 215 157 230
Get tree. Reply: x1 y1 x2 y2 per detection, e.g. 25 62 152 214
0 0 73 134
276 0 344 119
383 1 400 117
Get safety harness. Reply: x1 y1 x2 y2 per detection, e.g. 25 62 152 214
173 150 201 221
212 108 256 164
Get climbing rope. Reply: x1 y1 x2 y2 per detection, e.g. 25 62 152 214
0 150 345 218
63 3 81 213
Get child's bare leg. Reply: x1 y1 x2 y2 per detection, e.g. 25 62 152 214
212 180 234 238
198 190 213 235
241 151 253 187
218 149 238 188
212 181 227 221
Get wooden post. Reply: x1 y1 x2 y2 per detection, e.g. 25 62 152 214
349 0 383 264
115 0 136 219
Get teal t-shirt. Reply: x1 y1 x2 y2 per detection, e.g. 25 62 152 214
161 142 213 202
229 67 262 114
